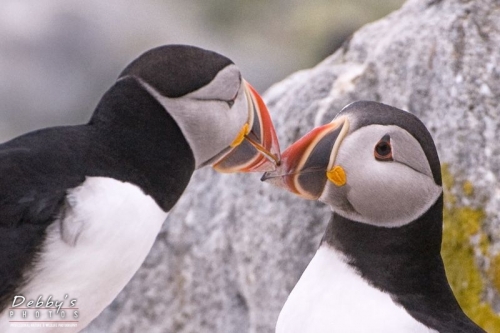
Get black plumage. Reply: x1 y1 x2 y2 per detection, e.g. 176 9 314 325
322 199 484 333
120 45 233 98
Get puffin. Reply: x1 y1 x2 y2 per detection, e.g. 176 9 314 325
0 45 280 332
263 101 485 333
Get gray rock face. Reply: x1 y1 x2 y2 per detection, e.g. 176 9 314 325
85 0 500 332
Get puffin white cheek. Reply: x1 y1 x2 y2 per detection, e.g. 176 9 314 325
176 100 246 167
232 90 251 127
347 164 442 227
137 80 246 167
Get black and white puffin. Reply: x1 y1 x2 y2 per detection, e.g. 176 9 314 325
263 101 484 333
0 45 280 331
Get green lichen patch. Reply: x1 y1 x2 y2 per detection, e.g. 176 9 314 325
441 164 500 332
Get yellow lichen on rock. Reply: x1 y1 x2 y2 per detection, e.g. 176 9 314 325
441 164 500 332
490 254 500 299
463 180 475 197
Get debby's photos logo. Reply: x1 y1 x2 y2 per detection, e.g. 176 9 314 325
8 294 79 329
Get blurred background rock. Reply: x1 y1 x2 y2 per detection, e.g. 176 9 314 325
0 0 403 143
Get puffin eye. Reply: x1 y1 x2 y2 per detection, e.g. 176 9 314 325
226 90 239 108
374 135 393 161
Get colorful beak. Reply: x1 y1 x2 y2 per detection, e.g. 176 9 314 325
261 116 349 199
213 81 281 173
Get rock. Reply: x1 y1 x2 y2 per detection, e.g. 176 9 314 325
85 0 500 332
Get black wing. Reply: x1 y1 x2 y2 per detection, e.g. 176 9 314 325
0 127 86 310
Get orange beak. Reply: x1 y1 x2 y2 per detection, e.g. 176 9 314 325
261 116 349 199
213 81 281 173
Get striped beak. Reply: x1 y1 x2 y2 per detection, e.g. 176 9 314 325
261 116 349 199
213 81 281 173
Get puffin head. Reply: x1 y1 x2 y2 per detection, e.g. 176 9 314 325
263 101 442 227
119 44 280 172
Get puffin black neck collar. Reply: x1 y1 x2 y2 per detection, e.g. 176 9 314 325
86 77 195 211
322 195 484 332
